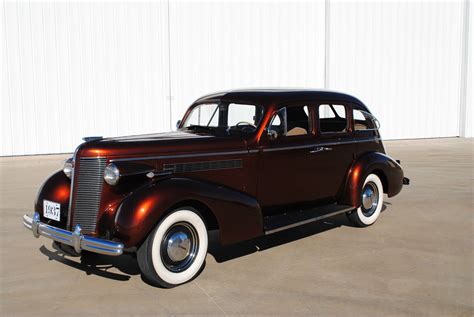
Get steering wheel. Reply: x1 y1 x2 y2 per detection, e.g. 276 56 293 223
235 121 256 128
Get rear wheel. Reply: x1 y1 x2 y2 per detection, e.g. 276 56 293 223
347 173 384 227
137 207 208 288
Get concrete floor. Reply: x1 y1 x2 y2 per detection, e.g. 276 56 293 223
0 138 472 316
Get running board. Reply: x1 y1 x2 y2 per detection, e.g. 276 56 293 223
264 204 354 235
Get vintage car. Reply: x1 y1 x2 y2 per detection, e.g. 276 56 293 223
23 89 409 287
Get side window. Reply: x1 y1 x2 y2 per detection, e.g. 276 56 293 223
319 104 336 118
228 103 258 126
285 105 311 137
318 104 347 133
353 109 380 131
353 109 370 130
266 105 312 138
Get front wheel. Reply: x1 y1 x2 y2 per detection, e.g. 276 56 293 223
137 207 208 288
347 173 384 227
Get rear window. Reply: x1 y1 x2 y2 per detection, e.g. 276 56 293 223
353 109 379 131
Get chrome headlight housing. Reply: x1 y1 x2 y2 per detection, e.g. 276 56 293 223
63 158 74 178
104 163 120 185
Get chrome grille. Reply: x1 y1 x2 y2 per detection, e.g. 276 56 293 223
71 157 106 233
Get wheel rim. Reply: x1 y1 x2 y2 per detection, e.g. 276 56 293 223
160 222 199 273
361 181 379 217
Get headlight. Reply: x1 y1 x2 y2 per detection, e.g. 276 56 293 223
63 158 74 178
104 163 120 185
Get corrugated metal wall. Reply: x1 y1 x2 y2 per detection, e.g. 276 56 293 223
1 0 472 156
2 2 170 155
168 1 326 125
329 0 466 140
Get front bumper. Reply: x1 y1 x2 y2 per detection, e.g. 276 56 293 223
23 212 123 256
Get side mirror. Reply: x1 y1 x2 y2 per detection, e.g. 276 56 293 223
267 129 278 141
176 120 182 129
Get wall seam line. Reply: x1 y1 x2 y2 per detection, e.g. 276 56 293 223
324 0 330 89
167 0 172 130
458 0 470 137
3 1 13 155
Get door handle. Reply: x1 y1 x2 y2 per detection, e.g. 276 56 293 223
309 146 332 154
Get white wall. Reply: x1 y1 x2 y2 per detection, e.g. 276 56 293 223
1 0 472 156
328 0 465 140
2 1 170 155
168 0 326 124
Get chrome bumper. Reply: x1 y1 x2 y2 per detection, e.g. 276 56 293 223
23 212 123 256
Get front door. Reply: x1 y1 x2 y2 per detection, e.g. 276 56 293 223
257 104 321 208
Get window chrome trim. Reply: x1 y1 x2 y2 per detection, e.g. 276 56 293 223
107 138 381 162
354 128 379 132
261 137 381 153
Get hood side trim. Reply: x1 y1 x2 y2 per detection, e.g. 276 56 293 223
108 150 249 163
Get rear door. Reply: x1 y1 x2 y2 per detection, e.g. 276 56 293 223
312 103 355 199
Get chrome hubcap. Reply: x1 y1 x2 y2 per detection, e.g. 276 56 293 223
167 231 191 262
161 222 199 272
361 182 379 217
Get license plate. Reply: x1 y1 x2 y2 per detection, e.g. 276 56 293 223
43 200 60 221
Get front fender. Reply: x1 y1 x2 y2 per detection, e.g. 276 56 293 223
114 178 263 248
34 170 71 229
340 152 404 207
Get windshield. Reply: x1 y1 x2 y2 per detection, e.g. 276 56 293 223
182 102 264 134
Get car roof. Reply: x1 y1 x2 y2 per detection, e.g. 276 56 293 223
194 88 370 112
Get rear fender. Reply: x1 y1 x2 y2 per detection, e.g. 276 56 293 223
114 177 263 248
340 152 404 207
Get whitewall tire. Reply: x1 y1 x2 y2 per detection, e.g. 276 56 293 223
348 173 384 227
137 207 208 288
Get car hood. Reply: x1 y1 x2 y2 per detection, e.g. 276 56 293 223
76 131 248 159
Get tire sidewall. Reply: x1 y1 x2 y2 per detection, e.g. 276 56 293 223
356 174 384 225
150 208 208 286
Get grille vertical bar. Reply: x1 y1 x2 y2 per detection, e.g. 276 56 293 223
71 157 106 233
